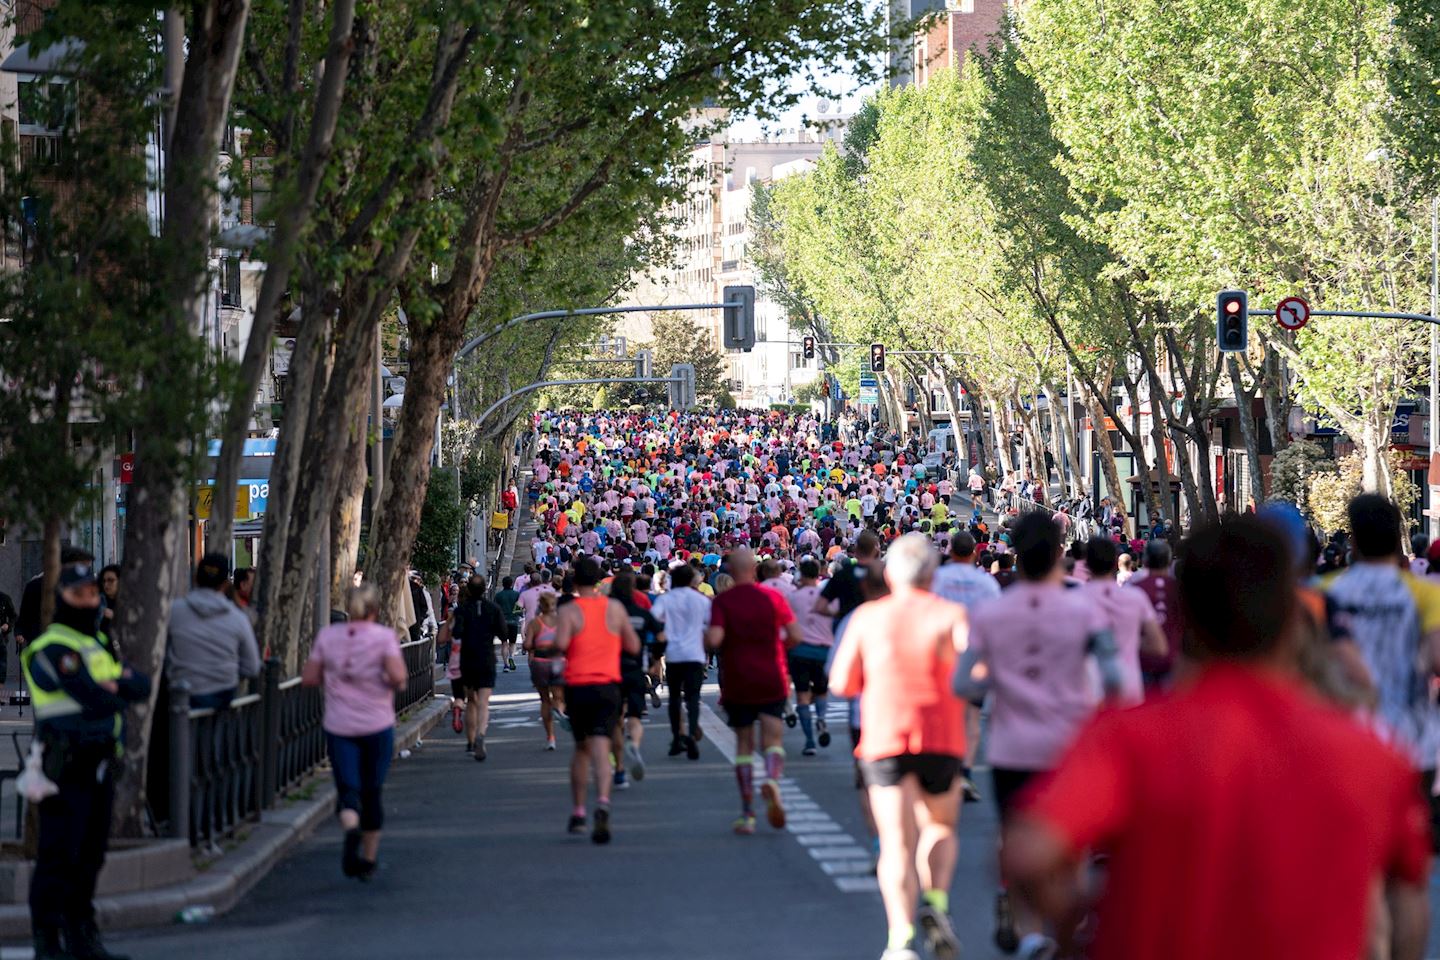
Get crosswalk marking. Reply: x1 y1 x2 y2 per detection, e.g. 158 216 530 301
697 699 876 896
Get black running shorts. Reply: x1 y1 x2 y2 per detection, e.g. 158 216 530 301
566 683 621 743
860 753 961 795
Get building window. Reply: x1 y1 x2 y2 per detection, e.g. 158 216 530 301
17 75 73 135
220 256 242 308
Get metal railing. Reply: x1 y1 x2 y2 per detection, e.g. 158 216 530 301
163 638 433 849
396 637 436 716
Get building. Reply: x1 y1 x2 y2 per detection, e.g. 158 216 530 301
890 0 1009 89
618 122 843 406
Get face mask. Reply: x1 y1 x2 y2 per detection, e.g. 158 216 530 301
54 596 101 637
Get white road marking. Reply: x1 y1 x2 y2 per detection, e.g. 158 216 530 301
697 699 876 895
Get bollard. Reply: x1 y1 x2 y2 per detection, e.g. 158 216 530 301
168 680 191 841
259 658 281 808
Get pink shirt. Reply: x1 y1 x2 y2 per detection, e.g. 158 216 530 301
1079 579 1157 705
308 621 403 738
966 581 1108 770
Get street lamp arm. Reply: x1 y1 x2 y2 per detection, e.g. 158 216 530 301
472 375 680 428
456 301 741 361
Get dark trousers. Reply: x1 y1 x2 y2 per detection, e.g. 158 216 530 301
666 662 705 740
31 743 113 933
327 728 394 831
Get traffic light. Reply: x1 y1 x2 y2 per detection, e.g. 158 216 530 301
802 335 816 360
722 285 756 351
1217 289 1248 353
668 363 696 410
635 348 652 379
870 342 885 373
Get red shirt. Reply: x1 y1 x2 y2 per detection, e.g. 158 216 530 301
1022 665 1430 960
710 583 793 706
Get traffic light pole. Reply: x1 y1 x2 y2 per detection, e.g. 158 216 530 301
1248 308 1440 326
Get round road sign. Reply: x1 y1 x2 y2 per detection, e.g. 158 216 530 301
1276 296 1310 331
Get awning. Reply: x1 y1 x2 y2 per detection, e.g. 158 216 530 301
0 38 85 75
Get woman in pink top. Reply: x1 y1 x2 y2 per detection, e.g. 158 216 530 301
302 584 407 881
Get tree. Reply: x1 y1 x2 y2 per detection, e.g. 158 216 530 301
412 469 466 586
645 312 726 404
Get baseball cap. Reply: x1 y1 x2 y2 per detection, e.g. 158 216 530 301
57 562 99 589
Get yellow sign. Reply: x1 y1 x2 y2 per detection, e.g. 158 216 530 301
196 485 252 521
490 510 510 531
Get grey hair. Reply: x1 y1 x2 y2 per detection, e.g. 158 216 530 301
886 532 939 587
344 583 382 622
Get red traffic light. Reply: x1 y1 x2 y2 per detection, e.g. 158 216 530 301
1224 299 1241 314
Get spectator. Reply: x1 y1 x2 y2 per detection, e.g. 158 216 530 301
407 571 437 646
0 586 14 689
232 567 258 628
167 553 262 710
16 548 95 652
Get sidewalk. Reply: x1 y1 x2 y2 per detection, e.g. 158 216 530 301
0 696 447 942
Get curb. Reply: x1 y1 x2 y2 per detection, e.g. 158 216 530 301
0 695 448 940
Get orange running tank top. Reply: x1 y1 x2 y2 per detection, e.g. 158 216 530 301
566 595 621 685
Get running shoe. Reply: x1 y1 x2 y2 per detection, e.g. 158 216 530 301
962 776 982 804
545 738 556 751
567 814 587 836
592 806 611 845
816 717 831 748
784 706 798 728
879 947 921 960
354 858 378 883
556 710 571 732
625 739 646 781
473 735 486 762
1017 935 1057 960
917 904 962 960
668 738 685 757
613 769 629 790
692 724 703 743
450 704 463 734
649 681 662 709
760 780 786 829
802 743 817 757
994 889 1020 954
342 827 362 878
507 657 517 671
732 814 757 835
684 735 700 761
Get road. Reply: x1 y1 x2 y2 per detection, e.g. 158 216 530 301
106 661 1007 960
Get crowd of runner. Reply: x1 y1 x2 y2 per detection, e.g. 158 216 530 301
430 407 1439 960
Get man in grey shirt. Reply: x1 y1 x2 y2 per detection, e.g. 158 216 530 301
167 553 261 709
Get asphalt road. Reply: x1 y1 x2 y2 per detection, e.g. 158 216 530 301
106 660 1008 960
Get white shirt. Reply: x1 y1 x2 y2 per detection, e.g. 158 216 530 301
653 587 712 664
930 560 1001 611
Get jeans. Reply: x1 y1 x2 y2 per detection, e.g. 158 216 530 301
327 727 395 831
666 662 705 740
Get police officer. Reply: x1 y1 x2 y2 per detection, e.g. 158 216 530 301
22 560 150 960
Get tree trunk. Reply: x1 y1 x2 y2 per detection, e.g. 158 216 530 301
1089 393 1130 534
331 356 371 602
207 0 358 551
1226 355 1266 510
269 311 376 672
1261 345 1291 457
1119 374 1163 533
113 0 251 839
1044 378 1086 499
992 399 1014 477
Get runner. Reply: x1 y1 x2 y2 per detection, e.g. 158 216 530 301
609 567 664 786
653 562 710 760
953 512 1115 958
784 557 835 756
1078 537 1166 705
453 576 505 762
553 557 642 844
929 530 1000 802
1126 539 1183 695
523 592 563 750
705 547 802 834
831 533 969 960
493 576 522 673
1005 518 1432 959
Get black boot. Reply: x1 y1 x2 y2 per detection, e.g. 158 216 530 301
66 921 130 960
33 927 75 960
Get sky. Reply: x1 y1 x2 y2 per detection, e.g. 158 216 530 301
726 53 883 142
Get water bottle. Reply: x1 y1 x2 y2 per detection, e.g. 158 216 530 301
176 905 215 924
